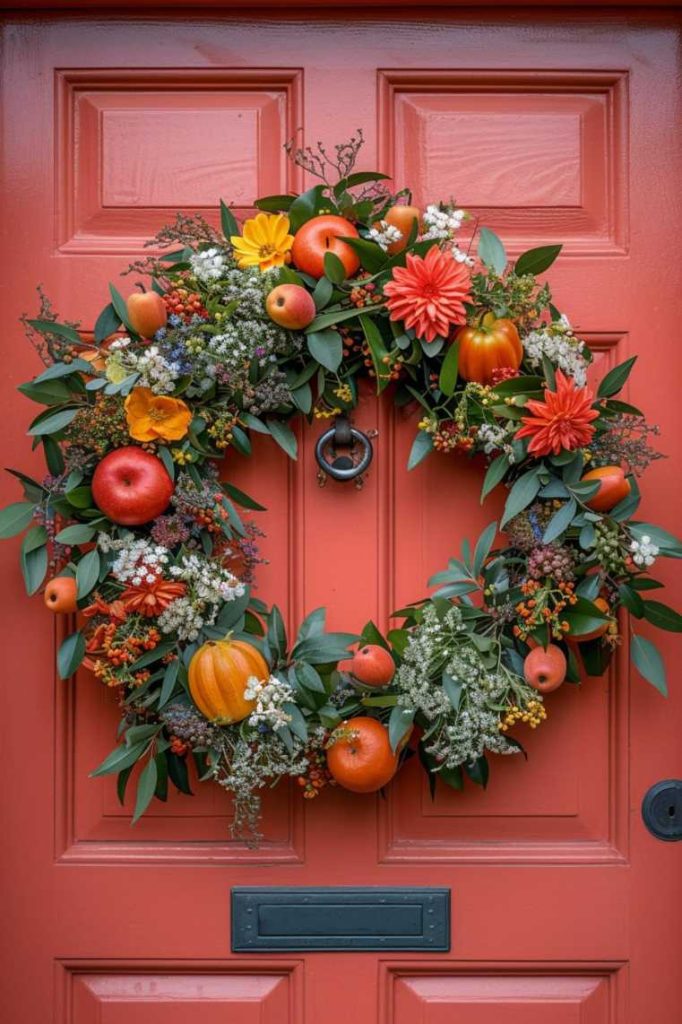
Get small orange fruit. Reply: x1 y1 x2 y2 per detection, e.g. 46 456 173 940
44 576 78 614
326 717 397 793
377 204 421 255
341 644 396 687
524 643 567 693
581 465 631 512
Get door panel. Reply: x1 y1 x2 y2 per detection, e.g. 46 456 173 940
1 9 681 1023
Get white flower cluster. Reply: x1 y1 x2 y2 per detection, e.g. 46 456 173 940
245 674 294 730
395 605 537 769
157 596 205 642
367 220 402 251
422 203 466 240
477 422 517 463
522 316 588 387
190 247 228 284
169 553 245 605
107 340 178 394
629 534 659 568
99 534 169 585
450 244 476 268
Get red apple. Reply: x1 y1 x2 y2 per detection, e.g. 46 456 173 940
291 214 361 280
339 644 396 687
92 447 174 526
126 291 167 339
266 284 316 329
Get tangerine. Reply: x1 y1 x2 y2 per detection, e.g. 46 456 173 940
326 717 397 793
581 465 631 512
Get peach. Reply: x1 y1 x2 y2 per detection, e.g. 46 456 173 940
291 214 360 280
378 204 421 255
126 291 167 339
265 284 316 330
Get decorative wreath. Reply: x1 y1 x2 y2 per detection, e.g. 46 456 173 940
3 133 680 842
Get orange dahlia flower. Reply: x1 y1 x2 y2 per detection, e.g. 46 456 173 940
383 245 472 343
125 387 192 443
514 370 599 456
121 580 187 618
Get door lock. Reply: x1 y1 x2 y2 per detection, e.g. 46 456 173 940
641 779 682 841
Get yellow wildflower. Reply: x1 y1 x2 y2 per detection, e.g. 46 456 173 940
230 213 294 271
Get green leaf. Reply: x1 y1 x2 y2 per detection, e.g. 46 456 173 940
109 283 134 332
132 758 158 824
306 307 361 333
630 578 664 591
514 244 562 277
267 606 287 659
57 630 85 679
480 454 510 502
91 739 149 778
43 436 65 475
253 194 295 213
307 330 343 372
631 633 668 696
618 583 644 617
20 528 48 595
388 706 415 752
407 431 433 470
18 378 73 406
66 485 93 510
116 764 135 806
296 662 326 693
292 633 356 664
32 359 93 384
296 607 326 643
562 597 609 636
438 338 460 396
312 276 334 310
465 755 489 788
221 482 266 512
337 236 388 274
27 319 82 344
94 302 122 343
220 200 238 239
334 171 391 194
478 227 507 275
54 524 96 545
283 701 308 742
266 418 298 460
291 383 313 414
542 498 577 544
500 468 541 528
472 521 498 577
641 601 682 632
76 548 100 599
442 672 463 712
157 446 175 482
438 765 464 790
597 356 637 399
287 185 325 232
359 314 390 391
27 407 78 436
159 658 180 708
323 251 347 285
0 501 35 539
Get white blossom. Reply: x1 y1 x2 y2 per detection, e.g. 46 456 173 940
190 247 228 284
99 535 170 584
367 221 402 251
169 553 245 605
522 320 588 387
157 596 205 641
629 534 659 568
245 674 294 730
422 204 466 240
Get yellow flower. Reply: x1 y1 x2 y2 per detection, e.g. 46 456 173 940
230 213 294 271
124 387 192 442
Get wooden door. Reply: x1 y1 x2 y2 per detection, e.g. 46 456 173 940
1 7 681 1023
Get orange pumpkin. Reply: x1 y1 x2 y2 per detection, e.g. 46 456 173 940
188 638 268 724
455 312 523 385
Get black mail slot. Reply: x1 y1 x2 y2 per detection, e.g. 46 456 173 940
231 887 450 952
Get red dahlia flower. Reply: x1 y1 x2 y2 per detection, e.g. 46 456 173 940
514 370 599 456
383 245 471 343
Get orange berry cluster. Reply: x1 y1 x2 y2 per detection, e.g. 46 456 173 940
513 579 578 640
499 699 547 731
297 748 334 800
349 274 383 309
169 736 189 756
194 504 228 534
163 287 207 322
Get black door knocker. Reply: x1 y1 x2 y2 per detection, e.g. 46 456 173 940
315 415 374 486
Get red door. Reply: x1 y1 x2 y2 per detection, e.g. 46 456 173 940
1 7 681 1023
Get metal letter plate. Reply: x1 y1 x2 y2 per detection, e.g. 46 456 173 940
231 887 450 952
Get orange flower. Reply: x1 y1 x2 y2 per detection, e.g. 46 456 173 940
82 594 127 622
124 387 192 442
383 245 471 343
515 370 599 456
120 579 186 618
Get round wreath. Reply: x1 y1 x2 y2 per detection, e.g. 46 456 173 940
3 134 680 842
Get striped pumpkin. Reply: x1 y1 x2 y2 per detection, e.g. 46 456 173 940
188 639 268 724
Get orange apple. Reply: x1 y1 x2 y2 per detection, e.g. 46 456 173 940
265 284 316 329
523 644 567 693
291 214 360 280
126 291 167 339
378 204 421 255
44 576 78 614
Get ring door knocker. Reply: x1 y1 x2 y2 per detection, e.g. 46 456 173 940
315 414 375 487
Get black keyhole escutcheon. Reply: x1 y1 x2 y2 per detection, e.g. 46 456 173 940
642 780 682 841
